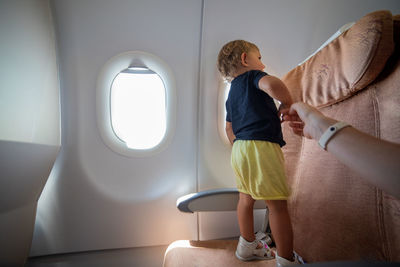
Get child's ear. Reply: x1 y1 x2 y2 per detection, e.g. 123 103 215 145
240 52 248 66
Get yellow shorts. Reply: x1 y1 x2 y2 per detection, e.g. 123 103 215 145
231 140 290 200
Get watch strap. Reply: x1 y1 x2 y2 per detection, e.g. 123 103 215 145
318 121 350 150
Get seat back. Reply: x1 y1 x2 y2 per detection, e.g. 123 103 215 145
281 10 400 262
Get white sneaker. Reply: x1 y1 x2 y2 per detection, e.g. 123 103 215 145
294 251 305 264
235 236 274 261
255 231 273 245
275 251 304 266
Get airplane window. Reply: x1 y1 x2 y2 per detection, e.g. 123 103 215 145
222 83 230 126
218 81 231 146
96 51 176 157
111 67 166 149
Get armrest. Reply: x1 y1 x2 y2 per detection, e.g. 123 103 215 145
176 188 267 213
176 188 271 242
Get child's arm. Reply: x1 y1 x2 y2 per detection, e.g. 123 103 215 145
225 121 235 145
258 75 293 109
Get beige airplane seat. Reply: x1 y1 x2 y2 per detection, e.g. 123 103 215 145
281 10 400 262
164 10 400 266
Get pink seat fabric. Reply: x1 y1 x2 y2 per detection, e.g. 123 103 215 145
282 10 400 262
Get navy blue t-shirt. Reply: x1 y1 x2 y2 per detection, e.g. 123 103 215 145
225 70 285 147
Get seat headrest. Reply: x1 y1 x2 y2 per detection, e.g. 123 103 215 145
282 10 394 107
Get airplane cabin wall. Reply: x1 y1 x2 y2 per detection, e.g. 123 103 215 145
0 0 61 265
30 0 202 256
29 0 400 260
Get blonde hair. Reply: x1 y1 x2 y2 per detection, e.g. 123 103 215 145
217 40 259 81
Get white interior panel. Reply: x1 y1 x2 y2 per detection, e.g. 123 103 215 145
199 210 267 240
30 0 201 256
0 0 60 146
0 0 61 265
0 141 59 265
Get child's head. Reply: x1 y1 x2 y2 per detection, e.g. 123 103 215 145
217 40 260 81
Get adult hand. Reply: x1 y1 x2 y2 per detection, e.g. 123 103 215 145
282 102 337 140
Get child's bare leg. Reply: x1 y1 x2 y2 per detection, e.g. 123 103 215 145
265 200 293 260
237 192 256 242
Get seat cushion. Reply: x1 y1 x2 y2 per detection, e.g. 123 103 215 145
163 240 277 267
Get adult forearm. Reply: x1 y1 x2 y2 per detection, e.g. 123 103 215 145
287 102 400 198
325 125 400 198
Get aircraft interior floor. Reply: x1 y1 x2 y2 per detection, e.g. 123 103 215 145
25 245 168 267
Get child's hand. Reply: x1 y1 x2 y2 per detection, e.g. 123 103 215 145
282 102 337 140
278 103 290 123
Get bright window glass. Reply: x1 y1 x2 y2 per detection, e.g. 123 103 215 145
217 81 231 146
110 67 166 149
223 82 230 121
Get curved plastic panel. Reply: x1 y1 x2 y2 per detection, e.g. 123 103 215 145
0 1 60 265
31 0 201 256
0 141 59 265
0 0 60 146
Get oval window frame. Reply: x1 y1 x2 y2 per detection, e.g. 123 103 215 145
96 51 176 157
